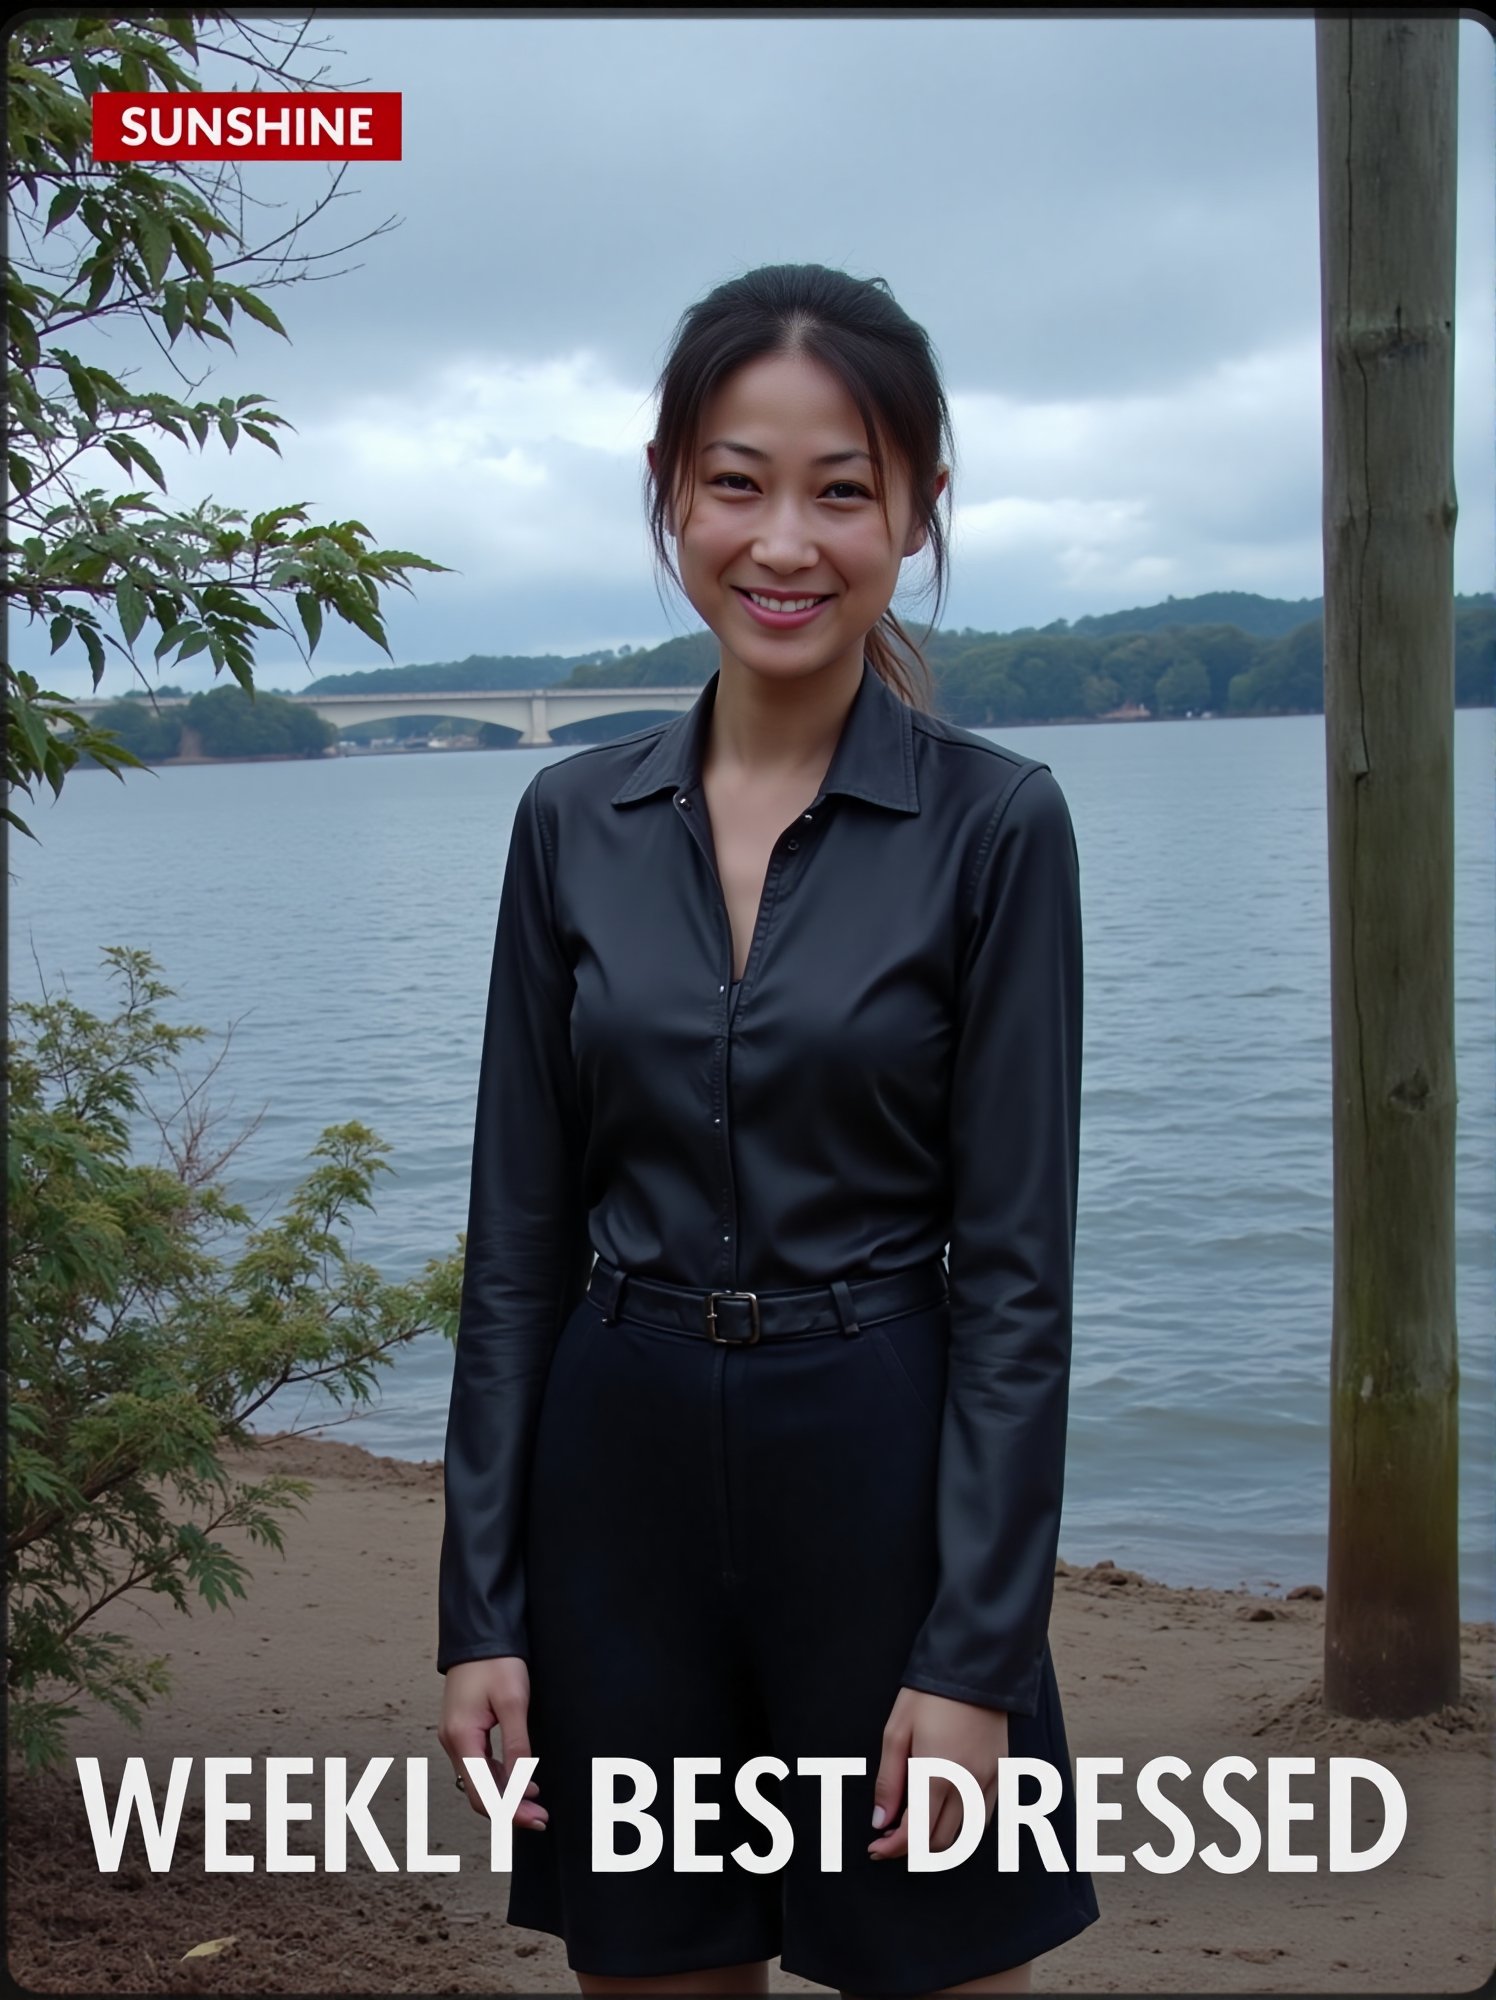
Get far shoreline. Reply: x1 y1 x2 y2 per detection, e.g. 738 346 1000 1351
64 702 1437 772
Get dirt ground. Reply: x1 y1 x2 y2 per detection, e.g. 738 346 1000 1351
8 1433 1493 1996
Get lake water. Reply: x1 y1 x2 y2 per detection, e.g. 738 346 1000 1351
10 708 1493 1613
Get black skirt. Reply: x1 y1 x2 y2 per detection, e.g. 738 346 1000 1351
503 1289 1102 1996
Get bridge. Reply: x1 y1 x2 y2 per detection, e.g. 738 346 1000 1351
62 685 701 747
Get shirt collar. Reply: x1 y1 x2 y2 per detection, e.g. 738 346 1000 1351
609 656 920 815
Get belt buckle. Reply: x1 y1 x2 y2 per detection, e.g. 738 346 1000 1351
706 1290 760 1345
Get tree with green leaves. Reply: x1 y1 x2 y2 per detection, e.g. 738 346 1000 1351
7 946 465 1774
4 12 449 837
1153 654 1212 717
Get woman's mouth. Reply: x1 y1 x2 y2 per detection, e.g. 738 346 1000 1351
733 587 834 629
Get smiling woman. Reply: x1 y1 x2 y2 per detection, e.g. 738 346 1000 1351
644 264 955 710
655 350 945 681
437 263 1101 2000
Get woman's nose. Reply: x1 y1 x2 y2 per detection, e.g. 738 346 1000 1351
750 499 819 570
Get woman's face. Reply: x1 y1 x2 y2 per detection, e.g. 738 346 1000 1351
657 349 941 690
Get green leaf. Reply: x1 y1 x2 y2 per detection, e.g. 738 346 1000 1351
296 593 322 654
126 440 167 492
61 356 99 425
18 702 51 774
249 505 307 541
155 620 200 661
217 415 239 451
171 223 215 284
138 212 173 290
50 613 71 655
330 588 389 654
84 257 114 312
8 301 41 370
45 184 84 235
240 423 282 456
117 580 147 646
80 624 105 688
232 289 287 339
161 282 185 343
163 14 199 60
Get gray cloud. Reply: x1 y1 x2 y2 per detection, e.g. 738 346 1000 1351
21 13 1494 696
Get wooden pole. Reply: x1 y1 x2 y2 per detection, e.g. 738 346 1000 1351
1316 16 1461 1719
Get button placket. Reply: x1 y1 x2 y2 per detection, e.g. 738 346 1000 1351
719 843 785 1286
672 780 738 1286
682 786 829 1289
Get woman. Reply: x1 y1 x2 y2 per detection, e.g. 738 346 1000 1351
437 264 1100 1998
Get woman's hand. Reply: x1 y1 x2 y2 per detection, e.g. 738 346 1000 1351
867 1686 1008 1860
439 1656 548 1829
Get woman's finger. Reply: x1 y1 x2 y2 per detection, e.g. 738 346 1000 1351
490 1694 548 1826
868 1805 909 1861
870 1717 909 1840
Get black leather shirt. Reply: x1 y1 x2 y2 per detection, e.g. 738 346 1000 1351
438 657 1084 1719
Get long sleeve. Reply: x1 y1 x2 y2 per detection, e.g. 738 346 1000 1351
436 767 594 1674
899 762 1084 1719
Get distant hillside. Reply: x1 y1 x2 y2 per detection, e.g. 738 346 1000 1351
273 590 1492 729
554 630 719 689
1011 588 1488 639
1065 590 1325 640
300 649 616 696
976 588 1492 641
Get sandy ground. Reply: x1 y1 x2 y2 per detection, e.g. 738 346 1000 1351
8 1433 1493 1997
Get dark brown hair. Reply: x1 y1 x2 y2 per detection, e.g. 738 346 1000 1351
645 264 955 711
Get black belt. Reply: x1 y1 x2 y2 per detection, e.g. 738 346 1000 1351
585 1257 949 1346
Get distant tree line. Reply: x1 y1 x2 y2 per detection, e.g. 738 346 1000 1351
67 592 1494 764
556 597 1494 724
74 683 337 762
295 647 622 697
235 594 1496 731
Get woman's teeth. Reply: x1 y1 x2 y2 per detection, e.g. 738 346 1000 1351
746 593 825 612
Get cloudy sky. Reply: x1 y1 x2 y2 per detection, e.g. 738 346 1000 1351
26 11 1496 698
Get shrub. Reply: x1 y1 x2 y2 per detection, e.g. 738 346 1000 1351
6 946 464 1773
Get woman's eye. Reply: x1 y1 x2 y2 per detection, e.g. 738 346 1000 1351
706 474 871 503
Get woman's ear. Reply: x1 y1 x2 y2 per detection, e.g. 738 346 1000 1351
902 464 949 558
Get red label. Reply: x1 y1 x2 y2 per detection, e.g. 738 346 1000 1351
92 92 402 161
